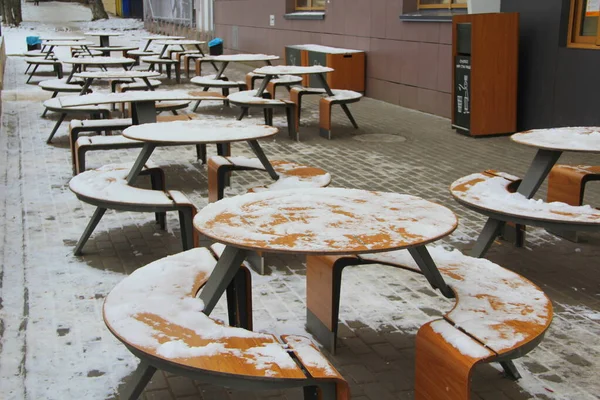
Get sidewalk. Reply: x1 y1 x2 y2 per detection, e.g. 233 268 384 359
0 2 599 400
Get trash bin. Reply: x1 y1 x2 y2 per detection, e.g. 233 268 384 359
26 36 42 51
208 38 223 56
453 23 471 132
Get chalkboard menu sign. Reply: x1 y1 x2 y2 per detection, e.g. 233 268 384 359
454 55 471 131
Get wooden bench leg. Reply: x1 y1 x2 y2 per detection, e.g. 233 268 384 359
226 266 253 330
149 169 167 229
290 90 301 131
76 144 87 174
74 207 107 255
177 206 196 251
415 321 488 400
306 255 359 354
120 361 157 400
175 65 181 84
286 104 298 141
196 144 207 164
47 113 67 144
319 99 332 140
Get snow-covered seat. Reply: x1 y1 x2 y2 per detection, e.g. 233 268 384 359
191 54 216 76
103 247 349 400
39 78 88 117
227 90 297 139
450 170 600 231
305 246 553 399
207 156 331 203
318 90 362 140
114 78 162 92
69 163 197 255
25 58 63 83
266 75 303 98
190 75 246 111
43 97 112 144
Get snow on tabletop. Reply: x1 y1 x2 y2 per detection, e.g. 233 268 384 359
430 320 493 358
69 164 173 205
209 54 280 62
42 41 95 46
143 36 186 40
194 188 457 253
104 248 303 377
291 44 363 54
74 70 160 79
451 172 600 223
191 75 245 85
227 90 285 105
62 56 135 64
154 40 205 46
38 78 83 89
361 246 552 353
58 89 223 107
84 31 123 36
40 36 86 41
327 90 362 101
511 127 600 152
271 75 303 84
123 120 278 143
253 65 334 75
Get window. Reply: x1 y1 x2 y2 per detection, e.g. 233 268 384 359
568 0 600 48
295 0 325 11
418 0 467 9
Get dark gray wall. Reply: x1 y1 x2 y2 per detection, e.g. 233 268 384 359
502 0 600 130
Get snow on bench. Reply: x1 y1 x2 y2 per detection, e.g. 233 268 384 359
103 248 349 397
451 170 600 226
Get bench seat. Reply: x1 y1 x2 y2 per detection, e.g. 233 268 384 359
69 163 197 255
306 246 552 399
207 156 331 203
74 135 144 174
266 75 303 98
44 97 112 144
104 247 349 399
451 170 600 230
39 78 84 93
141 56 181 82
319 90 362 139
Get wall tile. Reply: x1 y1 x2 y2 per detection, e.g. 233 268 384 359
398 83 419 110
417 42 438 90
366 77 401 105
437 44 452 93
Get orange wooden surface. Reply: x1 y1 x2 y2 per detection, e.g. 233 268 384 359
452 13 518 136
547 165 600 205
319 97 331 131
306 255 347 331
326 53 366 92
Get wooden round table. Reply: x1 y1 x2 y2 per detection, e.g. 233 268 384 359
194 187 458 314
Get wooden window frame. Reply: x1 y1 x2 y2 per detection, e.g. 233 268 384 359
295 0 326 11
568 0 600 49
418 0 467 10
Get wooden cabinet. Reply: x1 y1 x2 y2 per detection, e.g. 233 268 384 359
452 13 519 136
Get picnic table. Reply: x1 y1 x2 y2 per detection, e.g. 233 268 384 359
141 35 185 51
154 39 206 59
73 70 161 94
84 31 122 47
193 187 458 315
39 40 95 59
457 127 600 257
92 45 139 57
122 120 279 184
62 56 136 82
40 36 86 42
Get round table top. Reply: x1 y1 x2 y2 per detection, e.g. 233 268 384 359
511 127 600 153
194 188 458 255
42 41 94 47
123 120 279 144
57 89 225 108
62 56 136 65
253 65 334 76
84 31 123 37
93 46 139 52
143 35 186 40
40 36 86 41
74 70 161 80
209 54 279 63
154 40 205 46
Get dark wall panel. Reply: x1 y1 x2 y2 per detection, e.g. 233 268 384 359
503 0 600 130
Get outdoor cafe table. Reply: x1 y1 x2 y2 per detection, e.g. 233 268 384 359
39 40 95 59
84 31 122 47
208 54 280 80
122 120 279 184
92 45 139 57
470 127 600 257
73 70 161 94
142 35 185 51
154 39 207 59
56 89 226 124
62 56 136 82
193 187 458 316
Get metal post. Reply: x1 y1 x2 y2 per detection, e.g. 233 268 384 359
246 140 278 180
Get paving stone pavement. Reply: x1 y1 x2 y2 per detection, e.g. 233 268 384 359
1 11 600 400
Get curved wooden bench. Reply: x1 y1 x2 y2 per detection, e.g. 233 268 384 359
227 90 297 140
290 87 326 130
546 165 600 241
104 248 349 400
69 163 197 255
190 75 245 111
319 90 362 140
305 246 552 399
207 156 331 203
266 75 303 99
43 97 111 144
450 170 600 231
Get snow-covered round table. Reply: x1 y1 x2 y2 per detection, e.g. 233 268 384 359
74 70 161 94
193 188 458 314
63 56 136 82
122 120 279 184
84 31 122 47
467 127 600 257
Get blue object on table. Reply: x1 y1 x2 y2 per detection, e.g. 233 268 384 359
26 36 42 51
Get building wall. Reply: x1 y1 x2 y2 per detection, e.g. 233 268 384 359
214 0 452 118
102 0 117 15
502 0 600 130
